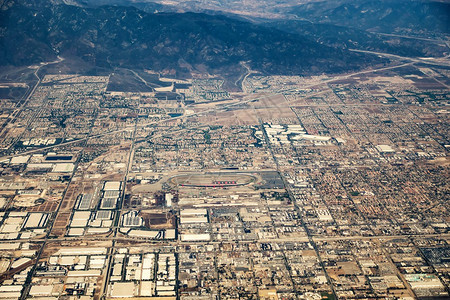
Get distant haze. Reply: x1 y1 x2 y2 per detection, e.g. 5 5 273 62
75 0 322 18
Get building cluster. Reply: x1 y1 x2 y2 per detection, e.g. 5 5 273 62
0 70 448 299
108 250 176 298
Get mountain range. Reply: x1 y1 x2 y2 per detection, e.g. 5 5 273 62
0 0 384 78
1 0 448 79
287 0 450 36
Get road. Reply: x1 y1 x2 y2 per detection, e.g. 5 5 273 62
235 61 259 92
350 49 450 67
123 68 155 91
369 32 448 44
99 114 139 299
351 48 450 89
0 56 64 140
19 231 450 244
